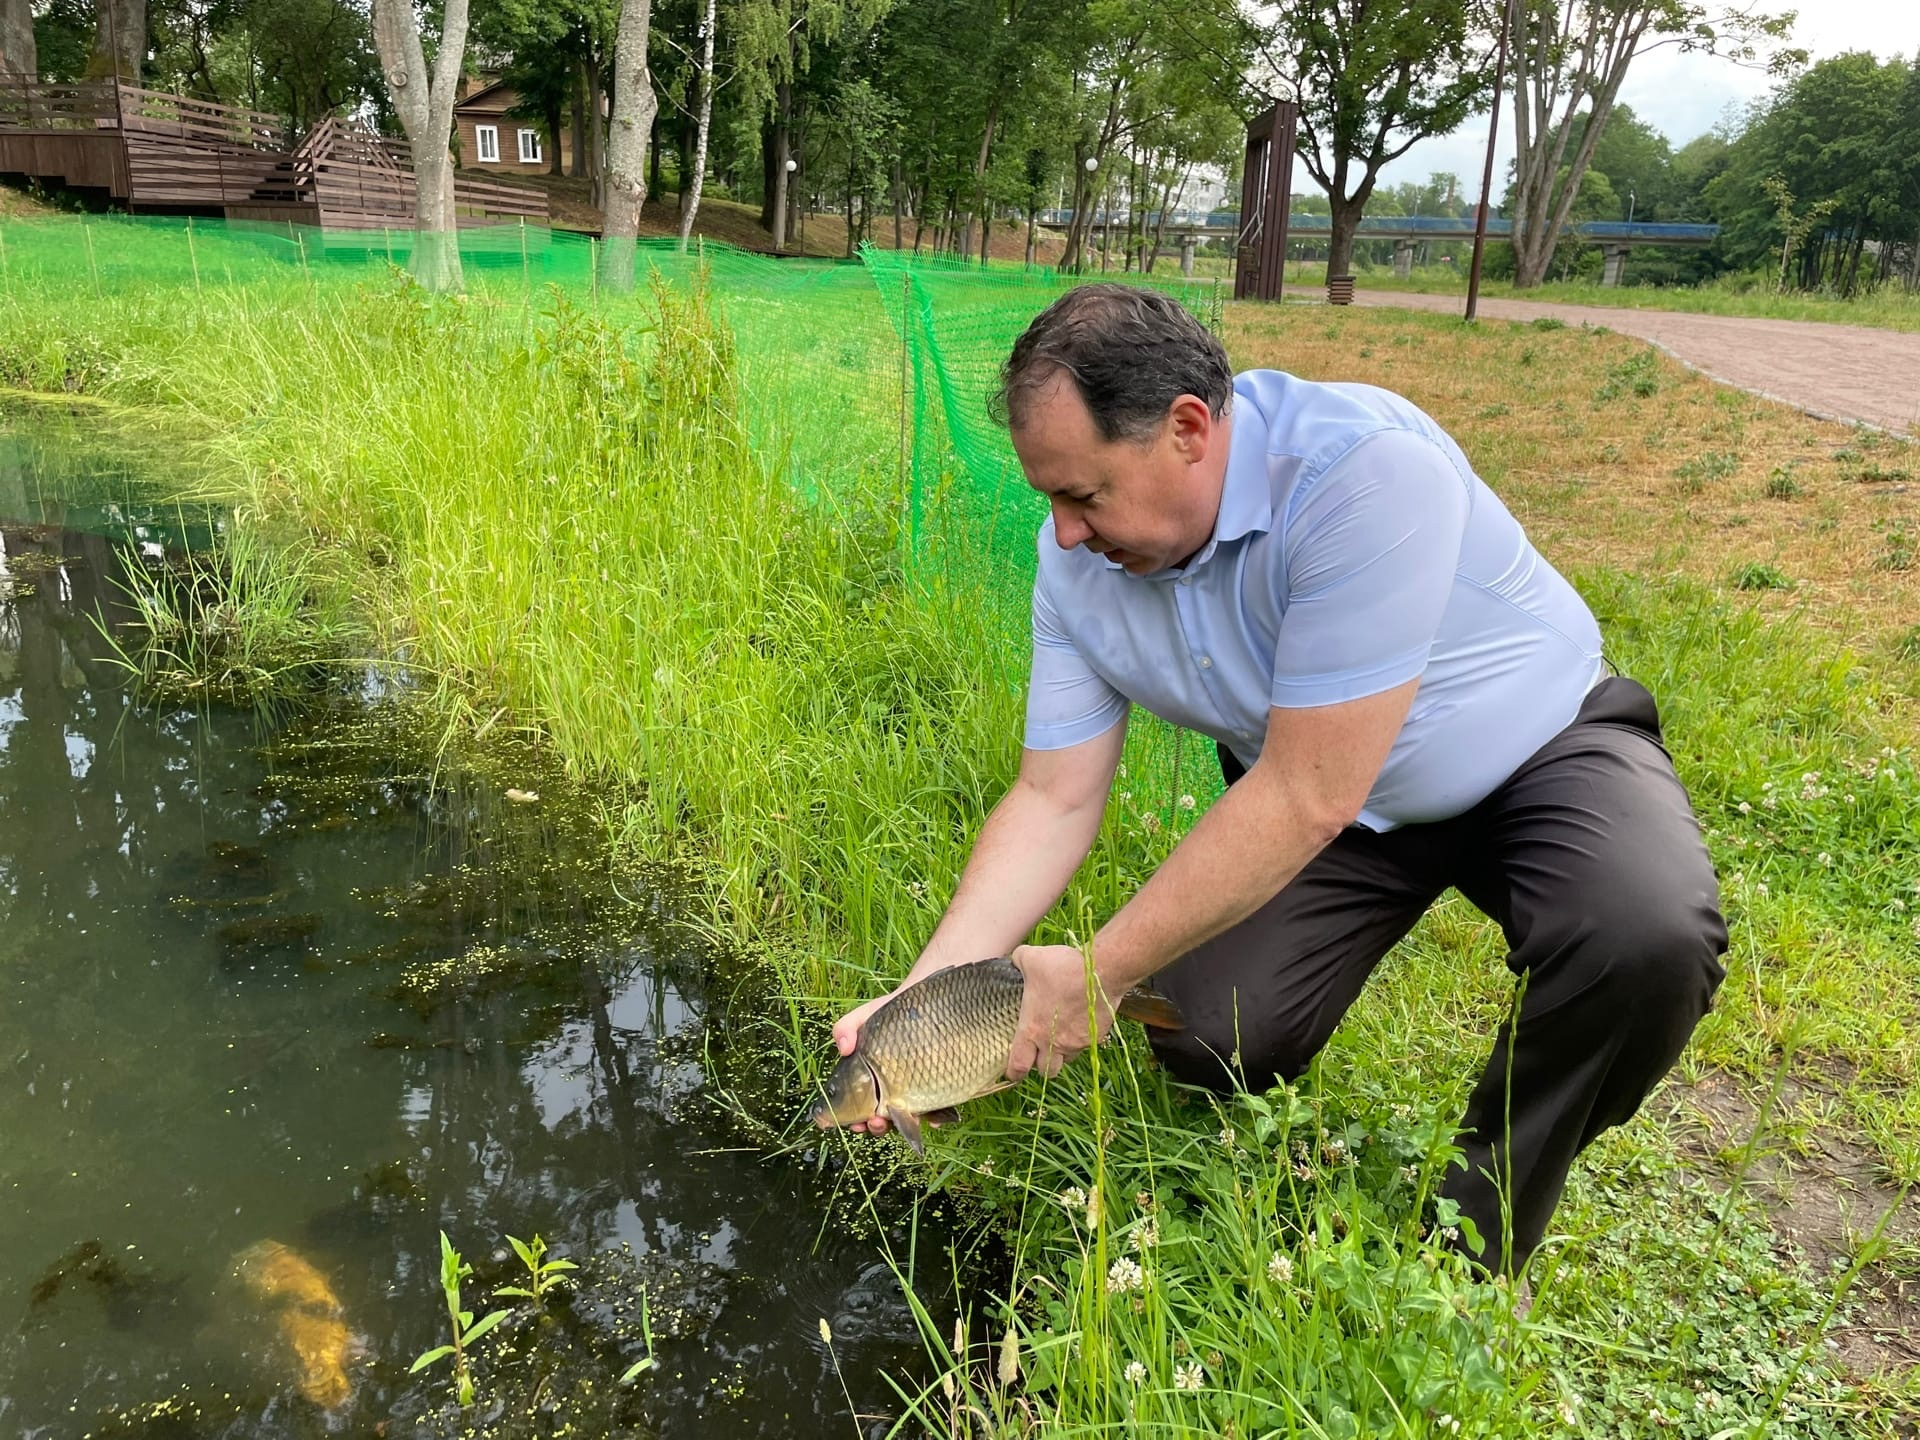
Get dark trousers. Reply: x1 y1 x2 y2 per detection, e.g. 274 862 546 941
1147 677 1728 1272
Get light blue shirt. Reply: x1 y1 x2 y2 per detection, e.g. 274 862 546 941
1023 369 1604 831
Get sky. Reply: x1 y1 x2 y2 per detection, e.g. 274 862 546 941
1372 0 1920 197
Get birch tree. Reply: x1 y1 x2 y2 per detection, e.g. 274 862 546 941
599 0 658 289
676 0 717 249
1505 0 1796 287
372 0 470 292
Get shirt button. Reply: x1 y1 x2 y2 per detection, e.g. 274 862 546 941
1198 656 1213 669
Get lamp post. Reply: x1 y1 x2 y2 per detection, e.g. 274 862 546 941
1465 0 1513 323
1627 188 1636 225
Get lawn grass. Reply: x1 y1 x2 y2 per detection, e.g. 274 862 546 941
3 221 1917 1435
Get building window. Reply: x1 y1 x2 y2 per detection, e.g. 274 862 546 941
475 125 499 163
517 129 543 164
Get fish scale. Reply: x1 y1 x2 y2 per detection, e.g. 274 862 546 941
861 956 1027 1115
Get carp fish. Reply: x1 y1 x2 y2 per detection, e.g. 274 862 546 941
233 1240 360 1411
811 956 1185 1153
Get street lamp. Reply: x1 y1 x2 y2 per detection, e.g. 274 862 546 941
1626 188 1636 225
785 158 798 173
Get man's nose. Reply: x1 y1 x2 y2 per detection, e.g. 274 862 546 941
1052 504 1091 549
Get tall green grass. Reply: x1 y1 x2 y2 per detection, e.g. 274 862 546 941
4 233 1917 1435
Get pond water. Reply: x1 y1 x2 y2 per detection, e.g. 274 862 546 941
0 417 936 1438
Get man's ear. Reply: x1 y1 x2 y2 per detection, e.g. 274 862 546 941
1166 393 1216 462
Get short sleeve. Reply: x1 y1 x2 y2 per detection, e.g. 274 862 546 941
1269 428 1471 708
1023 564 1129 750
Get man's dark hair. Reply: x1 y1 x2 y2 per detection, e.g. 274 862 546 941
989 283 1233 443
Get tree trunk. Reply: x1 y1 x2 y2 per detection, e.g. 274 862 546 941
372 0 469 292
1327 199 1362 277
956 98 1000 260
547 97 565 176
599 0 658 292
675 0 716 252
647 107 662 200
768 83 792 249
1 0 39 79
570 70 587 177
85 0 143 84
891 157 903 251
1509 1 1654 288
584 56 608 210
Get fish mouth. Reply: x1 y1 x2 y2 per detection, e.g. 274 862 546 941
811 1055 883 1128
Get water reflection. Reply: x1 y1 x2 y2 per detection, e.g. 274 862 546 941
0 421 935 1438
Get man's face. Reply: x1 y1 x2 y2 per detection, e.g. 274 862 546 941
1010 376 1225 575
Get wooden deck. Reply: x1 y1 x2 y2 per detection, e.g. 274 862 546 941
0 80 547 228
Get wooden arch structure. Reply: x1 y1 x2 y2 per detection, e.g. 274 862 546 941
1233 100 1300 303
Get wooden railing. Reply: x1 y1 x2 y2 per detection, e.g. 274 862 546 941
115 84 289 150
0 79 117 131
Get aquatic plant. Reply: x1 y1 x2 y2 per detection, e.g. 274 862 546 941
494 1233 577 1309
410 1231 510 1407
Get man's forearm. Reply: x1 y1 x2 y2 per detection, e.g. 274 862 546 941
913 778 1105 976
1092 772 1344 996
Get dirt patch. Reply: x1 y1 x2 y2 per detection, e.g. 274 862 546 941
1666 1072 1920 1385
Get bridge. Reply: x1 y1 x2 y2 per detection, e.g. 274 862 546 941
1037 210 1720 286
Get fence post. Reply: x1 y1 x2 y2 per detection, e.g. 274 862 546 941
83 218 101 299
589 237 598 307
187 214 202 299
897 268 910 508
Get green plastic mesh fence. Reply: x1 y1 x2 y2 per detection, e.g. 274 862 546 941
0 213 1227 809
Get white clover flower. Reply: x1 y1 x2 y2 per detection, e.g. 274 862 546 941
1293 1161 1315 1181
1174 1360 1205 1391
1756 882 1770 896
1177 794 1196 810
1124 1360 1146 1386
1736 800 1751 814
1437 1414 1461 1434
1818 853 1833 866
1059 1186 1088 1211
1558 1398 1580 1425
1267 1253 1294 1284
1141 812 1161 834
1131 1217 1160 1252
1106 1257 1145 1294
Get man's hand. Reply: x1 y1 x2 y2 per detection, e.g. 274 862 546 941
1004 943 1117 1082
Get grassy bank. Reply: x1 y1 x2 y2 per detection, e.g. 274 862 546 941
3 224 1917 1435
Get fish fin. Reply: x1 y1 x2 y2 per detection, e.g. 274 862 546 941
886 1105 925 1155
921 1108 962 1128
1116 987 1186 1031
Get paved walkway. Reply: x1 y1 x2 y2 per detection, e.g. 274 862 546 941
1353 289 1920 435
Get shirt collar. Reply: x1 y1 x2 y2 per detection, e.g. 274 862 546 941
1131 386 1274 581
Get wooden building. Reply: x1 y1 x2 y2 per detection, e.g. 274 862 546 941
0 79 547 229
452 79 569 176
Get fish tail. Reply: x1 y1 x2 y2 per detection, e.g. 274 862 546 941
1116 987 1185 1031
